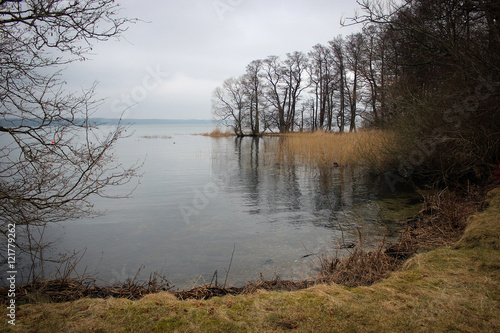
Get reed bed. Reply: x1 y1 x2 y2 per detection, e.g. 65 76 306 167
202 128 235 137
275 130 395 169
140 135 172 139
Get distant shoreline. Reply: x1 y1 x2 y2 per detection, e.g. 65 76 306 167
0 118 215 127
95 118 215 125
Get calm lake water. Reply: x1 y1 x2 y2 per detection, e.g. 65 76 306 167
12 124 420 289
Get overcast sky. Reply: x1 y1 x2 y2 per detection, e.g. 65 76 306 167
65 0 362 120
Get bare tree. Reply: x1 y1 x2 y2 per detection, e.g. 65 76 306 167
329 36 347 132
284 51 309 132
0 0 138 280
262 55 288 133
212 77 247 136
308 44 335 130
345 33 364 132
243 60 264 136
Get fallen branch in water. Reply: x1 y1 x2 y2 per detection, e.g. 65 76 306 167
0 271 172 305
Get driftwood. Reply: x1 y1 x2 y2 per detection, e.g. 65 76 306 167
173 277 316 300
0 273 172 305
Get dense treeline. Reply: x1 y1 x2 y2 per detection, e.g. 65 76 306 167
212 0 499 186
211 35 372 135
211 5 399 134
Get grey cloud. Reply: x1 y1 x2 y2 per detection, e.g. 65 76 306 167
62 0 360 119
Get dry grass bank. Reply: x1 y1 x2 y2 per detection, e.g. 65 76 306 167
2 187 499 332
274 130 394 169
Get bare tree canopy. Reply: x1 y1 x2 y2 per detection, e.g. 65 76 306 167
0 0 139 274
212 77 247 136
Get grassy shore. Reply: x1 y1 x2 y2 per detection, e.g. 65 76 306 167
2 187 499 332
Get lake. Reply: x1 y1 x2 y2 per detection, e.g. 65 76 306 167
19 124 420 289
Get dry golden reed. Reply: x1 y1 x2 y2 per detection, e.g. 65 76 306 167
274 130 394 169
202 128 235 137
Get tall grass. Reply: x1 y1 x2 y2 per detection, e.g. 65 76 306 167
275 130 395 169
202 128 235 137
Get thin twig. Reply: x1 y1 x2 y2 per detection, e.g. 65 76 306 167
223 244 236 288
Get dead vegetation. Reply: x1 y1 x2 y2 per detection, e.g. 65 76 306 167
174 277 315 300
317 184 490 287
0 272 172 305
318 243 400 287
395 186 487 249
274 130 394 168
201 128 235 137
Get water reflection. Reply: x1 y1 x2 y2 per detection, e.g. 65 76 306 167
7 126 420 289
211 136 400 237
